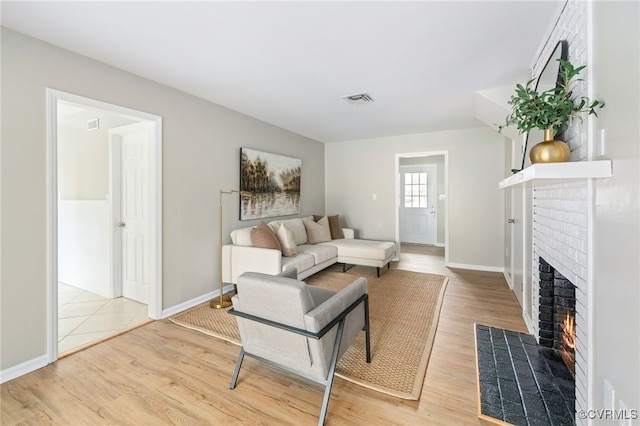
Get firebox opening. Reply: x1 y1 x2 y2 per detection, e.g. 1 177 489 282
538 258 576 409
538 257 577 376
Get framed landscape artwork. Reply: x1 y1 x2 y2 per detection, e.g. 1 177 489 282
239 148 301 220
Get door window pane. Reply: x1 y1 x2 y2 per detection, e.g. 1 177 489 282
403 172 427 208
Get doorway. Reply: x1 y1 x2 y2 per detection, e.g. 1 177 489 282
399 164 438 245
47 89 162 361
395 152 448 262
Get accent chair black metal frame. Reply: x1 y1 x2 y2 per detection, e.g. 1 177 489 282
228 294 370 426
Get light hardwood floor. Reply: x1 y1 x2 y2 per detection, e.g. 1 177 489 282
2 245 527 425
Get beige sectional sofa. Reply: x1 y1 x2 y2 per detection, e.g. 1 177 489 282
222 216 396 284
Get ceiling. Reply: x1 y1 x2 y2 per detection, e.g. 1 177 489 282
1 1 562 143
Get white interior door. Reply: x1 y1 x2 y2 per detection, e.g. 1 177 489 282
114 123 151 304
511 133 526 308
399 165 437 244
512 185 524 308
504 186 513 287
506 134 523 296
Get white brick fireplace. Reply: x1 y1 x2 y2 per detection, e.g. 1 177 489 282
533 3 590 424
502 2 613 424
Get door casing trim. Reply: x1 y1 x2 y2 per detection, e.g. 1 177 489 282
394 151 449 264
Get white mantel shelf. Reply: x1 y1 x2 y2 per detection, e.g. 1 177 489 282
499 160 613 189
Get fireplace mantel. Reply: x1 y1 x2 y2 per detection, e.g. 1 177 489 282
499 160 612 189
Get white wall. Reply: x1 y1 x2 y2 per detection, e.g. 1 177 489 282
592 0 640 413
58 107 136 200
58 200 110 297
0 28 325 372
325 127 505 270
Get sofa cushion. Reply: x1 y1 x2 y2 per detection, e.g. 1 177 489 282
297 244 337 265
303 216 332 244
251 221 282 251
321 239 396 261
276 223 297 257
231 226 255 246
282 253 315 274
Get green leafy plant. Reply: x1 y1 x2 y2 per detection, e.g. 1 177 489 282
499 59 604 134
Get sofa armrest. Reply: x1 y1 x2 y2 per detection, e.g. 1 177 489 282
341 228 355 239
222 245 283 284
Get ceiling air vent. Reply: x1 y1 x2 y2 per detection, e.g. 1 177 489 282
342 92 375 105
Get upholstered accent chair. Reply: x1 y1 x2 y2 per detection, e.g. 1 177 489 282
229 269 371 426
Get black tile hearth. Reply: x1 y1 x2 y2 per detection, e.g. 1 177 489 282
475 324 575 426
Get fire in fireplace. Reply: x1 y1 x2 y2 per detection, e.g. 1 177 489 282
560 309 576 375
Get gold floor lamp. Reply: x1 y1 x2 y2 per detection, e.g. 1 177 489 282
210 189 252 309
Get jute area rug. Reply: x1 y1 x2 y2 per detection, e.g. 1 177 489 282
169 265 448 400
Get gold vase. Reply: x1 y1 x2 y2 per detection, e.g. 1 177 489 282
529 128 570 164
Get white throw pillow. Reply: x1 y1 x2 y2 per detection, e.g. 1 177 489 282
276 223 298 257
303 216 332 244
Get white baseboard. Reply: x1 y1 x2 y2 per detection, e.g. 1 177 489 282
523 313 536 336
0 354 48 384
445 262 504 273
503 271 514 289
161 284 235 319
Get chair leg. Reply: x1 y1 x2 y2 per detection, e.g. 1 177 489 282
376 267 380 277
229 347 246 389
364 296 371 363
318 320 345 426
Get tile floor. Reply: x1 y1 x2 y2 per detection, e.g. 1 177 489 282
58 283 150 355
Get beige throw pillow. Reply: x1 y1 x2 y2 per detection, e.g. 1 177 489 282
250 221 282 251
303 216 332 244
313 214 345 239
276 223 297 257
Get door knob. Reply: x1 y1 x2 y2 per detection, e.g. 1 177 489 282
117 222 126 228
507 219 516 224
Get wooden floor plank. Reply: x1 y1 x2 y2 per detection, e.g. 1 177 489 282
1 245 526 425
